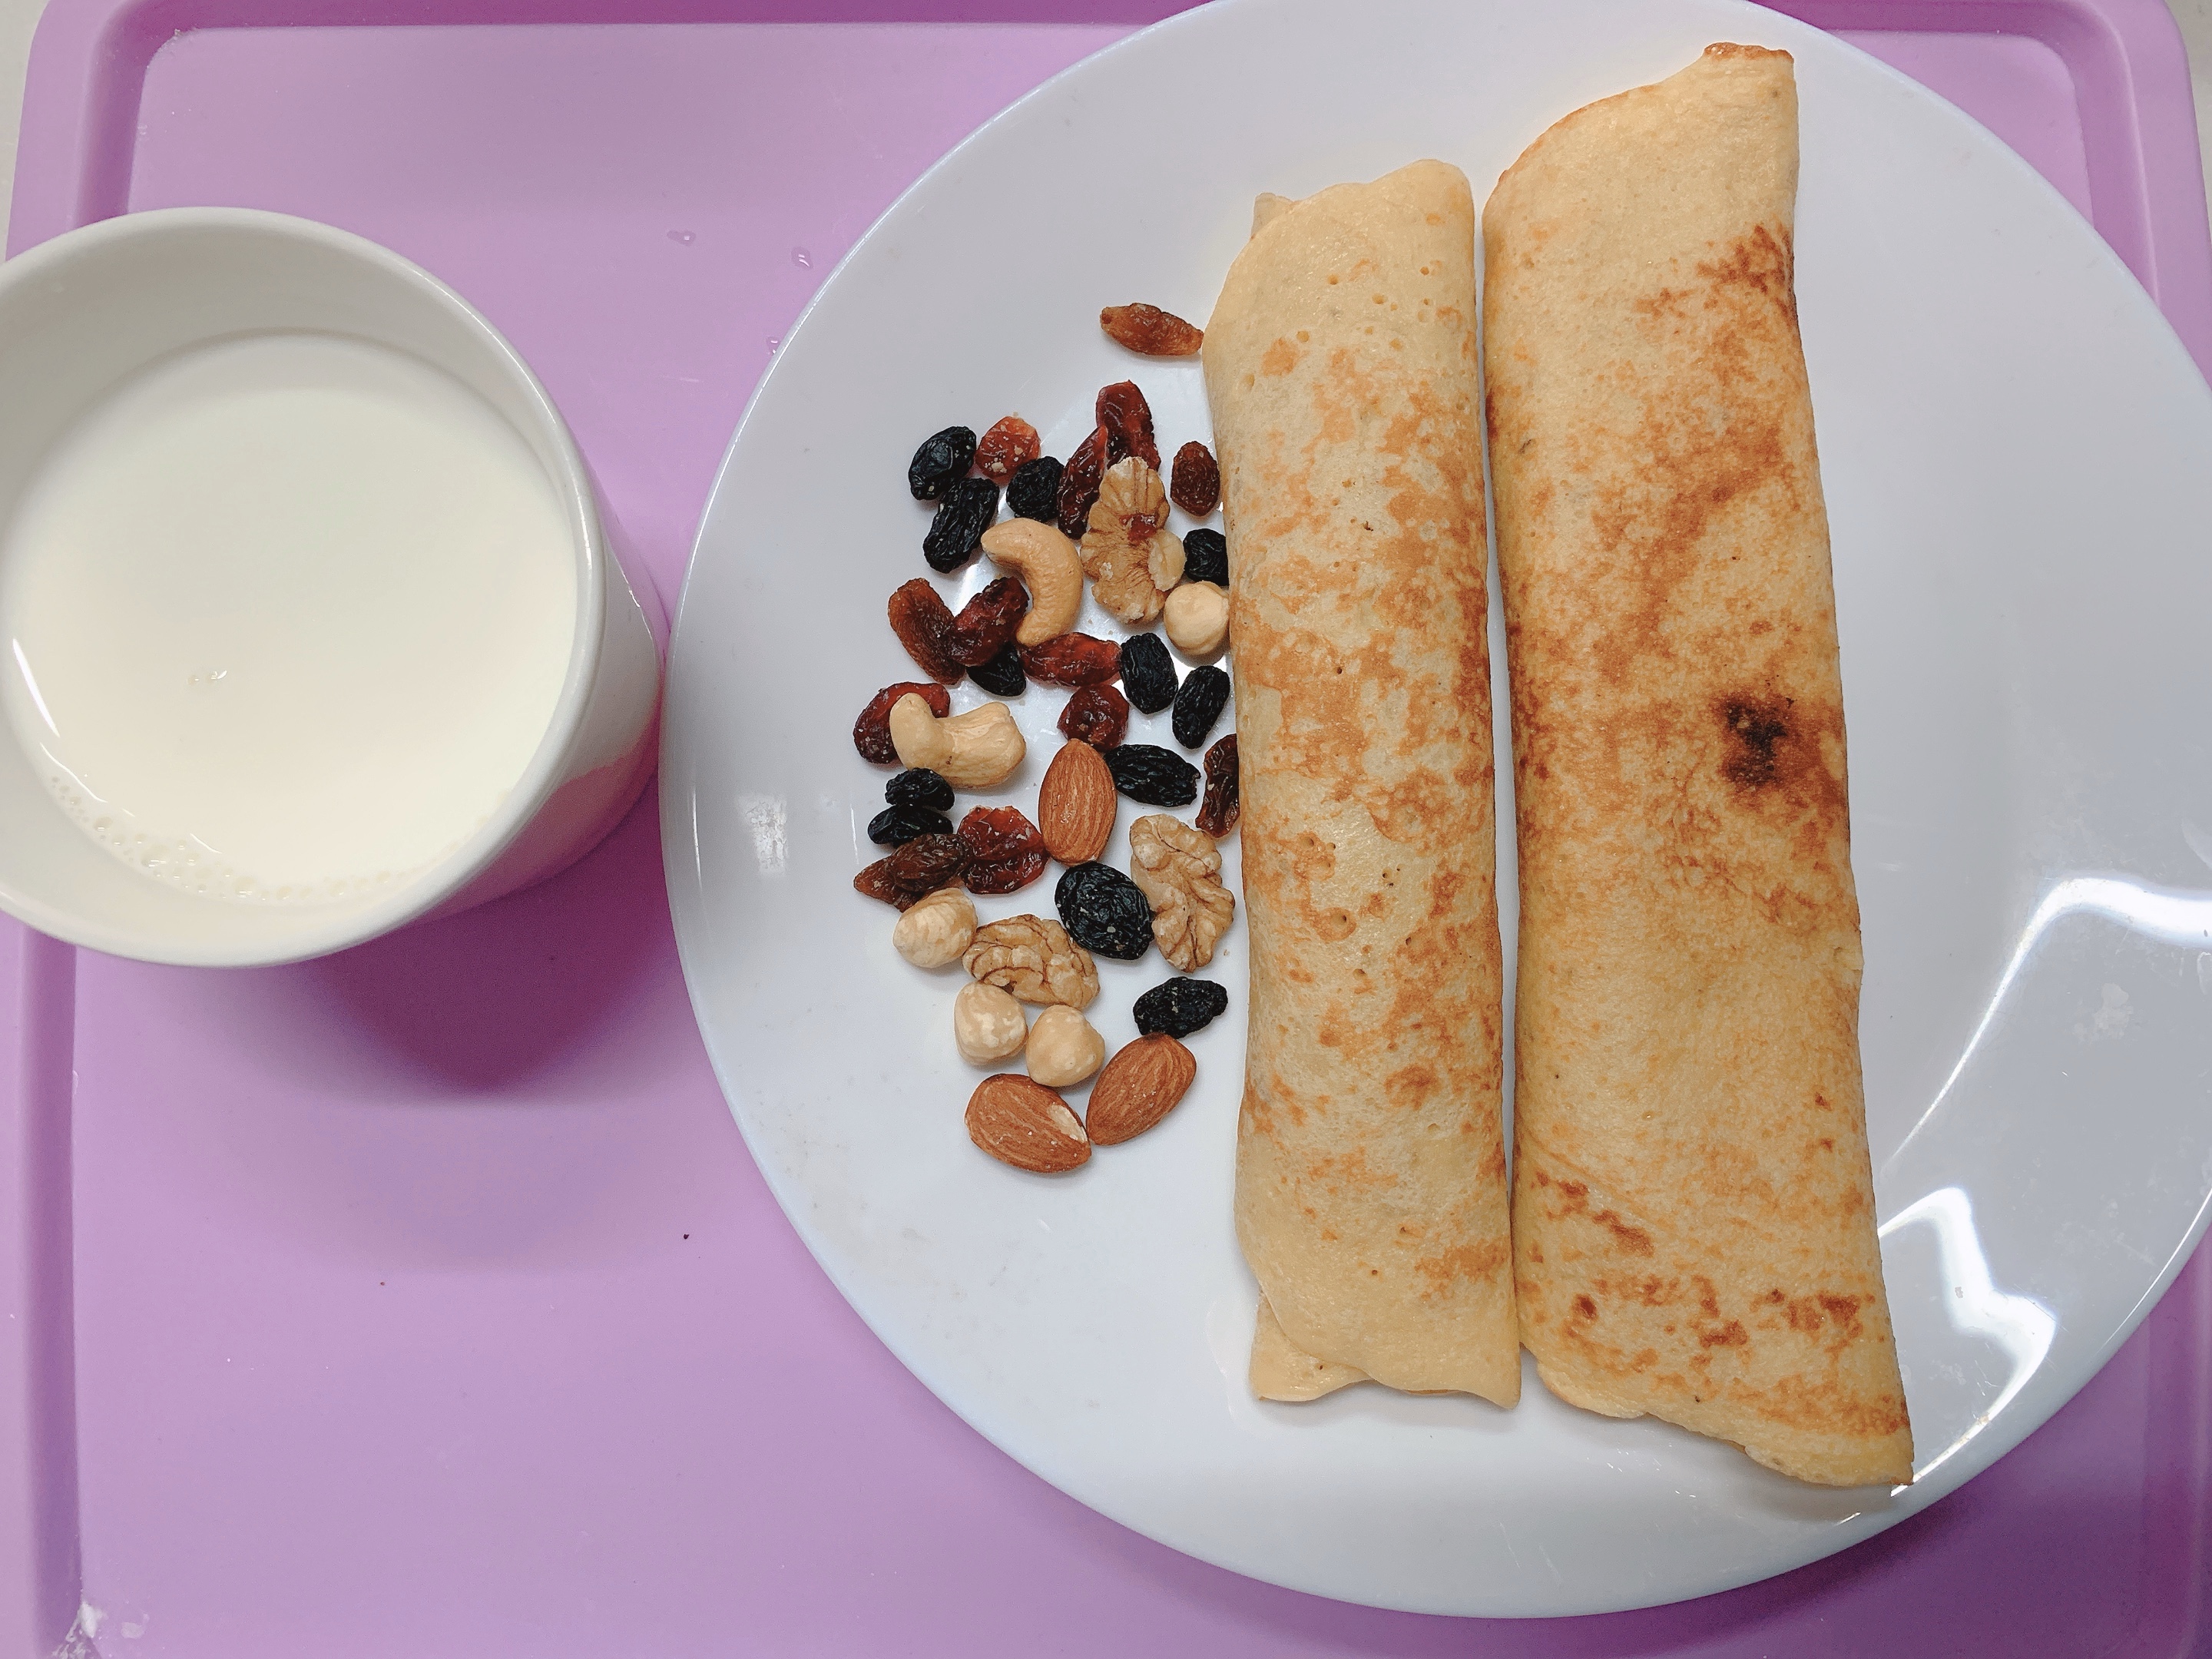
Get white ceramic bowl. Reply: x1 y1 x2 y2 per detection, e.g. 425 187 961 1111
0 207 661 965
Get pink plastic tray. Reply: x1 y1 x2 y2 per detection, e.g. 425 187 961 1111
5 3 2210 1654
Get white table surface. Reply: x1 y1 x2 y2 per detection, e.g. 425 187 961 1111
0 0 2207 257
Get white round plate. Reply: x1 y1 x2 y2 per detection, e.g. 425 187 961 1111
662 0 2212 1618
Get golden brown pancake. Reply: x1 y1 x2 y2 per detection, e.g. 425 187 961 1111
1482 45 1912 1485
1205 158 1518 1406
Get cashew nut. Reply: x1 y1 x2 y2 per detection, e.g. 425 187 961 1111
889 695 1025 788
982 518 1083 644
955 981 1028 1065
1024 1005 1105 1088
1164 580 1229 657
892 886 975 969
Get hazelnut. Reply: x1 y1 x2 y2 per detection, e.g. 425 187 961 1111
1024 1005 1106 1088
1164 581 1229 657
892 886 975 968
955 982 1028 1065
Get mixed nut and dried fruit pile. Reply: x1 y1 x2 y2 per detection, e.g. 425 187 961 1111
851 305 1238 1176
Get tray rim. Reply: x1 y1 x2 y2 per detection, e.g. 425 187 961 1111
4 0 2210 1651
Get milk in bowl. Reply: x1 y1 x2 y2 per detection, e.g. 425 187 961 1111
1 332 575 903
0 209 661 965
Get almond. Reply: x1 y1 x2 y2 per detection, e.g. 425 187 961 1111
1037 739 1116 864
965 1074 1091 1174
1084 1034 1197 1147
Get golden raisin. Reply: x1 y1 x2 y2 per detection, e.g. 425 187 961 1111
974 416 1041 483
1100 303 1204 358
1170 441 1220 517
887 579 965 684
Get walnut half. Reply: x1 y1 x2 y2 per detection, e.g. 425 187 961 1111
963 915 1100 1009
1128 815 1234 971
1081 458 1184 624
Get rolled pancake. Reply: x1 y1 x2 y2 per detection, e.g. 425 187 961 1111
1482 45 1912 1485
1205 160 1518 1406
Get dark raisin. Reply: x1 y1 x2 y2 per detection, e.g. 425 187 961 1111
1103 743 1198 806
923 477 999 573
958 806 1048 896
1008 455 1063 523
1021 632 1121 687
854 681 952 763
886 768 955 813
948 575 1028 666
1058 684 1130 749
854 833 967 909
974 416 1040 482
887 579 966 684
1197 734 1240 838
1096 381 1159 470
908 426 975 501
1133 977 1229 1038
969 643 1028 698
1181 528 1228 587
1057 426 1109 538
1118 633 1178 714
1055 862 1154 960
1171 665 1231 749
868 805 952 846
1170 442 1220 516
1100 304 1204 358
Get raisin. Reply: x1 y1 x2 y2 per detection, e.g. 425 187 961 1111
958 806 1048 896
868 805 952 846
1057 426 1108 538
886 768 954 813
923 477 999 573
1058 684 1130 749
969 643 1028 698
1133 977 1229 1038
854 833 967 909
1197 734 1240 838
1118 633 1178 714
1055 862 1154 960
909 426 975 501
1171 665 1230 749
1104 743 1198 806
1100 303 1204 358
974 416 1041 482
1181 528 1228 587
1170 442 1220 517
1008 455 1063 523
1096 381 1160 470
1021 632 1121 688
854 680 952 763
948 575 1029 666
887 579 966 684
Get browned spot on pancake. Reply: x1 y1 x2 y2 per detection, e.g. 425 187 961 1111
1705 41 1791 62
1573 1294 1598 1320
1594 1210 1654 1256
1415 1240 1507 1291
1818 1293 1865 1335
1260 338 1300 377
1308 907 1356 943
1382 1063 1438 1108
1303 1148 1386 1191
1697 224 1797 329
1749 1374 1909 1440
1718 694 1794 790
1700 1321 1749 1348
